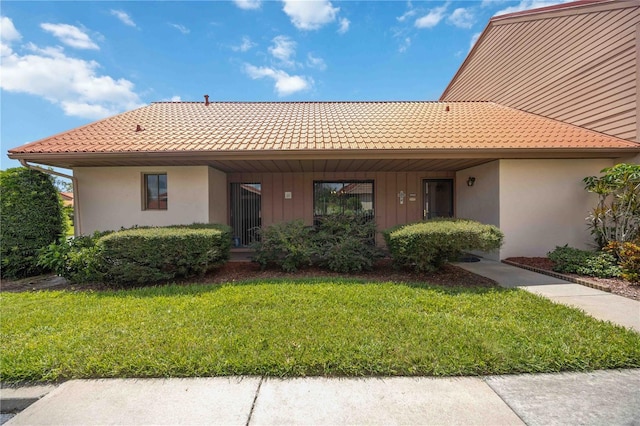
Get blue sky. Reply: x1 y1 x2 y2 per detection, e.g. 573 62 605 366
0 0 569 170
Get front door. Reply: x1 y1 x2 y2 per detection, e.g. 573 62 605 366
230 183 261 247
423 179 453 219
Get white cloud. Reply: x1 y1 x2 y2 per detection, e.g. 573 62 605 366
244 64 311 96
397 9 417 22
338 17 350 34
1 16 21 42
110 10 136 28
232 36 256 52
398 37 411 53
1 38 143 119
469 32 481 50
269 35 296 67
415 4 448 29
40 23 99 50
169 23 190 34
495 0 570 16
306 53 326 71
282 0 339 30
234 0 262 10
448 8 475 29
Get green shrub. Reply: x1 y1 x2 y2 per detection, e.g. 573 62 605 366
100 224 231 286
606 241 640 283
252 220 314 272
383 219 503 272
0 168 68 279
584 163 640 248
548 245 621 278
313 213 381 273
38 231 111 283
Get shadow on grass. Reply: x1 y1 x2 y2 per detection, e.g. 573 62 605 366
94 276 511 299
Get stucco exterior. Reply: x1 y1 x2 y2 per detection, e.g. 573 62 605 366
75 166 214 233
457 159 615 260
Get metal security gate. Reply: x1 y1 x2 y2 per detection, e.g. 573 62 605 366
230 183 261 247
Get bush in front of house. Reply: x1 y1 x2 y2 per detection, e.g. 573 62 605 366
383 218 504 272
99 224 231 286
0 167 68 279
547 245 621 278
38 231 112 283
252 220 314 272
312 213 381 273
605 241 640 283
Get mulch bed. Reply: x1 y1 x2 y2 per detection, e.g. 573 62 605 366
0 259 498 293
505 257 640 301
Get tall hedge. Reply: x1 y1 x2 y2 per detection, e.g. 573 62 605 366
1 167 68 279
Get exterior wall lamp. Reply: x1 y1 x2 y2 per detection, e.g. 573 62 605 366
467 177 476 187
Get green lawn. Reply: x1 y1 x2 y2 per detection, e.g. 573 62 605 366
2 278 639 382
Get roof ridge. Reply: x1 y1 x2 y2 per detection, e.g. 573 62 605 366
149 100 494 104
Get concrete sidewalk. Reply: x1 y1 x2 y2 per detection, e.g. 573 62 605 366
4 370 639 425
455 259 640 332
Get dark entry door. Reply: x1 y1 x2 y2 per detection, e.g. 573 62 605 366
230 183 261 247
423 179 453 219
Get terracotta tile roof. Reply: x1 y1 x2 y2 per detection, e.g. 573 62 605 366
9 101 639 155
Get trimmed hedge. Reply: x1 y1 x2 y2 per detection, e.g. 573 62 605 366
99 224 231 286
383 219 503 272
0 168 68 279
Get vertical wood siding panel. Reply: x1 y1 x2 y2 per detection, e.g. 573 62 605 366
283 173 294 222
272 173 284 223
261 173 273 226
443 6 640 142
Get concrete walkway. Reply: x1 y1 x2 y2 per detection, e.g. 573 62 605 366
2 259 639 425
455 259 640 332
3 370 639 425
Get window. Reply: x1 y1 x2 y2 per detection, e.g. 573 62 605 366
143 173 167 210
313 180 374 221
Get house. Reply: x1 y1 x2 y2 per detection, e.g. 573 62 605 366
7 0 640 260
59 192 73 208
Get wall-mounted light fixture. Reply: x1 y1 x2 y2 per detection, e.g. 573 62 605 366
467 177 476 187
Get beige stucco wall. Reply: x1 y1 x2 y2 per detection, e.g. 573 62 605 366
455 161 501 260
498 159 614 259
457 159 616 259
208 167 228 224
75 166 212 233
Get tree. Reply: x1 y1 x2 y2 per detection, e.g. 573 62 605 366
583 163 640 248
0 167 68 279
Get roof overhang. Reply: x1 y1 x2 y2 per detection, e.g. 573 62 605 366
9 148 639 173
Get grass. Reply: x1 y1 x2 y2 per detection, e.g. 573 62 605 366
2 278 639 383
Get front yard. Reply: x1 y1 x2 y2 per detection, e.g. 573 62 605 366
2 278 639 383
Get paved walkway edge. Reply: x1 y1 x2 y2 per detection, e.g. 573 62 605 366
502 259 611 292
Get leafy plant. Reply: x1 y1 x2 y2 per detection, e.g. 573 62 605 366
548 245 621 278
251 220 314 272
0 167 68 279
383 219 503 272
38 232 111 283
606 240 640 283
584 163 640 248
313 213 381 273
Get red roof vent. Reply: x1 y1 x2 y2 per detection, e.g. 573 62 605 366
445 105 450 112
135 124 144 132
204 94 210 106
